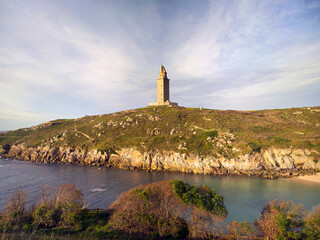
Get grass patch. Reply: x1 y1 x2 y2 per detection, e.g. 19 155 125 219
1 106 319 157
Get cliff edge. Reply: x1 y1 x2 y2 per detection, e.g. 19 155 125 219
1 106 319 178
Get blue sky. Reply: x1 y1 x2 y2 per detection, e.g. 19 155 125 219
0 0 320 130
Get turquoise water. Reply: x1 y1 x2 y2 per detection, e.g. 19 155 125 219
0 158 319 222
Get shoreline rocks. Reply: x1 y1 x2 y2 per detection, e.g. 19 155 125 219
0 144 319 179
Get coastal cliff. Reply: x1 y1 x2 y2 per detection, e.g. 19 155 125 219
1 106 319 178
1 144 319 178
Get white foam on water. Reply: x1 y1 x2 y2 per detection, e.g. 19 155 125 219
92 188 108 192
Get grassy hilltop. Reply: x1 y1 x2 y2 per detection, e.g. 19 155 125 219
1 106 320 158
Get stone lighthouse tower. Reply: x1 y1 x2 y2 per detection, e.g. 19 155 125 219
157 64 169 103
149 65 178 106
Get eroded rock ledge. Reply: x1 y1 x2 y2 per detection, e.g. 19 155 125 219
1 144 319 179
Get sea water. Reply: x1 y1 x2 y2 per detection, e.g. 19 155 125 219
0 158 319 222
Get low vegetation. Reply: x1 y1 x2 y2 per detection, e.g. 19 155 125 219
108 181 190 238
172 180 227 216
0 106 319 158
0 180 319 239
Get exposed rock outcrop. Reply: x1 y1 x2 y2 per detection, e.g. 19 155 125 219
0 144 318 178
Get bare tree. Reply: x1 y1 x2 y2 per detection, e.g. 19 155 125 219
3 190 27 223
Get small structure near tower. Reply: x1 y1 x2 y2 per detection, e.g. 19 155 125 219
149 65 178 107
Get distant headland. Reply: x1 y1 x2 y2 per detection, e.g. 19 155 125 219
0 101 319 179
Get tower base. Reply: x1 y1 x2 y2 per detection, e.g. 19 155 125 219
149 101 178 107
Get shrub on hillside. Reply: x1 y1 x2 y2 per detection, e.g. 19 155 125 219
303 204 320 240
33 203 60 227
2 144 11 154
226 220 259 239
254 200 304 239
171 180 227 217
56 184 84 227
33 184 84 229
172 180 227 238
108 181 188 238
108 180 228 239
227 201 320 240
248 141 261 153
2 190 27 225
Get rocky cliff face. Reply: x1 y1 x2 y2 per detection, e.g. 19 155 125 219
1 144 319 178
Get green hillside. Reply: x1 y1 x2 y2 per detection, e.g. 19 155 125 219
1 106 320 158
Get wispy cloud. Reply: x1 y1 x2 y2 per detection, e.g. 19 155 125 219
0 0 319 129
296 77 320 87
0 0 162 129
167 0 320 109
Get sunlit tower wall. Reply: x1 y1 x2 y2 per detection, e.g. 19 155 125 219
157 65 170 103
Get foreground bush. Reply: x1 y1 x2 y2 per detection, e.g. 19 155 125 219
108 180 227 239
226 220 259 239
33 184 84 229
1 181 320 240
33 203 60 227
303 204 320 240
108 180 188 238
56 184 84 228
2 190 27 226
227 201 320 240
172 180 227 217
254 200 304 239
172 180 227 238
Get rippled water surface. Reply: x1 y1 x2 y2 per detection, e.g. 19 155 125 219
0 158 319 222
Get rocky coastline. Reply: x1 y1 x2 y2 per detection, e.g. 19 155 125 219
1 144 319 179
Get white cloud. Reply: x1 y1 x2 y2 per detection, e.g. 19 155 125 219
295 77 320 87
212 64 320 99
0 0 162 129
0 0 319 129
